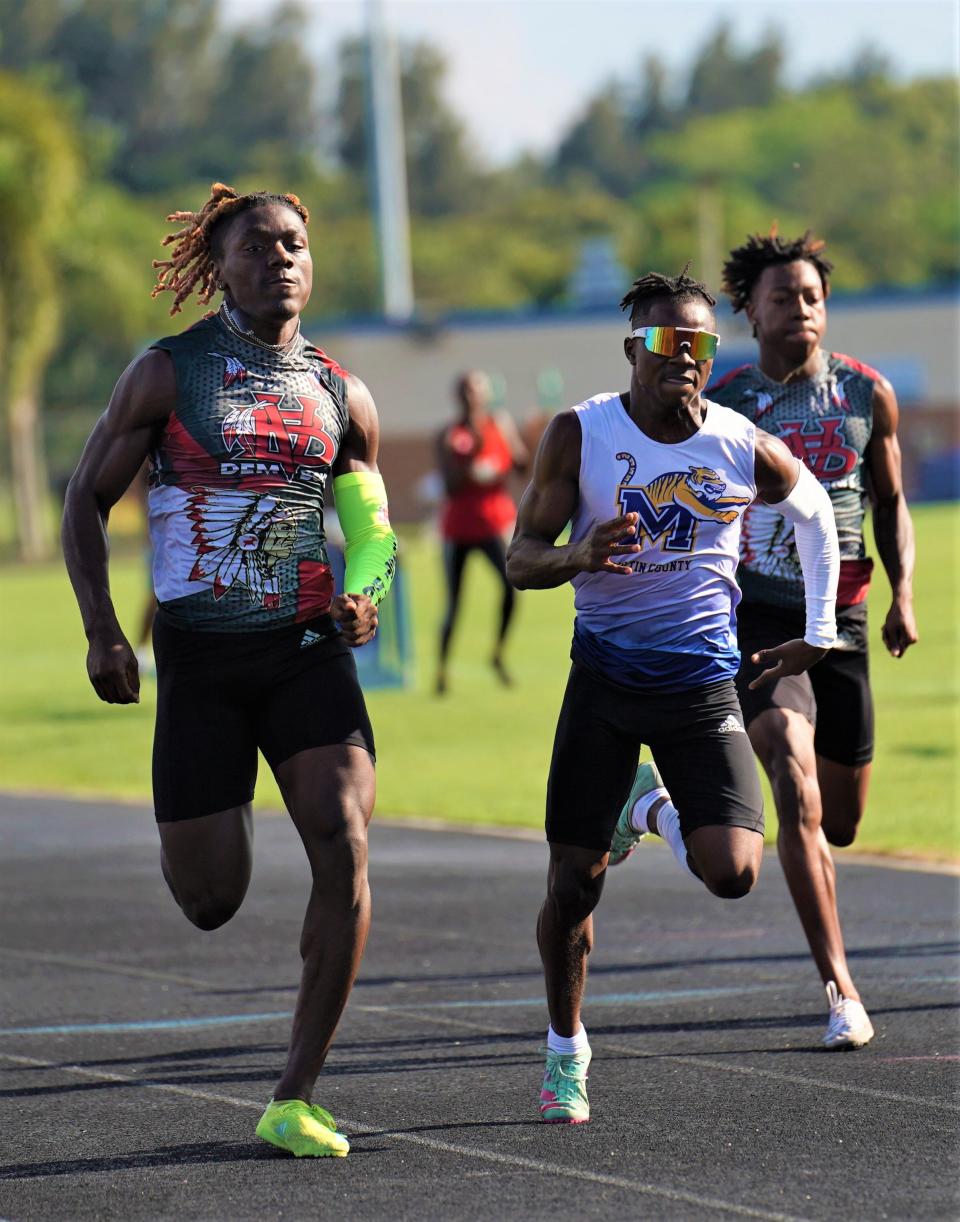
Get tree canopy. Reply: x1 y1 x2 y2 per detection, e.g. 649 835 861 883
0 0 957 556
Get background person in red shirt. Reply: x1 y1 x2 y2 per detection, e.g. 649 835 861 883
436 370 527 694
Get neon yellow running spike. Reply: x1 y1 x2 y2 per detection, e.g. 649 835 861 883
256 1099 350 1157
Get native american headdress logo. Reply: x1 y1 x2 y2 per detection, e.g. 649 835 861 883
744 387 774 416
208 351 248 389
830 374 852 411
221 402 261 457
188 488 297 608
740 499 796 577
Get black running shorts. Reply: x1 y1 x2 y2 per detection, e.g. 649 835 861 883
545 663 764 851
736 600 874 768
152 614 375 822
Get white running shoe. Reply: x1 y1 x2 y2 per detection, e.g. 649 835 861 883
607 761 664 867
823 980 875 1049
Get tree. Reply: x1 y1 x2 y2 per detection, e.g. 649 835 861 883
0 0 64 64
198 3 320 182
740 29 784 109
685 22 741 115
335 38 368 178
685 22 784 115
2 0 322 192
0 72 81 560
44 0 219 191
335 37 480 216
553 84 640 196
400 42 478 215
630 55 673 137
638 80 959 290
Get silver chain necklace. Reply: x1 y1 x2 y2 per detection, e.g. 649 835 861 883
220 304 301 353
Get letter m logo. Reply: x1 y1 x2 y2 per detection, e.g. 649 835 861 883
619 488 696 553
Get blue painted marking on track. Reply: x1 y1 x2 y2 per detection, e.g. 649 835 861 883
2 975 955 1037
405 975 960 1009
391 984 787 1010
0 985 789 1036
0 986 771 1036
0 982 806 1031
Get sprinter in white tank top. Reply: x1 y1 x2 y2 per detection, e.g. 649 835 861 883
506 268 840 1124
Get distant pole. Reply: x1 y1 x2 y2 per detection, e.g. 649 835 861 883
697 176 722 292
366 0 414 321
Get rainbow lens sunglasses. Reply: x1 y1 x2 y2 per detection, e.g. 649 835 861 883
630 326 720 361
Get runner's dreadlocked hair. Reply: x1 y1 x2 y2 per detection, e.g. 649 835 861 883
722 226 833 313
619 263 716 325
151 182 310 315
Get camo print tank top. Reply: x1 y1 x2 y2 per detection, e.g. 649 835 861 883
709 352 877 610
147 309 350 632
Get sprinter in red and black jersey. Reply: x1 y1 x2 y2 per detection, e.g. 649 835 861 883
709 230 918 1048
62 184 398 1158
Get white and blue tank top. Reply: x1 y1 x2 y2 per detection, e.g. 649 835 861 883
569 392 757 691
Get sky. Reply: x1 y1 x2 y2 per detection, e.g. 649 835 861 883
222 0 960 164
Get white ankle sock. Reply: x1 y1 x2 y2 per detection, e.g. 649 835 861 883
547 1023 590 1055
629 786 669 833
655 800 700 882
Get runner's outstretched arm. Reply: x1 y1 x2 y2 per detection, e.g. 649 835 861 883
61 349 175 704
330 375 397 646
506 411 640 589
865 377 917 658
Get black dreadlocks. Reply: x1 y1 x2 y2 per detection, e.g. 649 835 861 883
619 263 716 325
722 228 833 314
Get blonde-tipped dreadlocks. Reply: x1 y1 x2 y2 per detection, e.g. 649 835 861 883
151 182 310 316
722 227 832 313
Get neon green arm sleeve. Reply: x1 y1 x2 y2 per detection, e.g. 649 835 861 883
333 471 398 606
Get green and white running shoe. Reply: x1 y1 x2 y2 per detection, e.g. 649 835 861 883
607 761 665 867
539 1048 591 1124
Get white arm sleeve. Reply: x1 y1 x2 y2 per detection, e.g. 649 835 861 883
768 462 839 648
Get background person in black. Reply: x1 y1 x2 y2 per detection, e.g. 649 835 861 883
62 184 396 1157
710 230 918 1047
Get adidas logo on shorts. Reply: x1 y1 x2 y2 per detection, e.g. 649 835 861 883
300 629 323 649
716 714 745 734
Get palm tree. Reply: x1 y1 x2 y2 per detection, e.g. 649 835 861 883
0 72 80 560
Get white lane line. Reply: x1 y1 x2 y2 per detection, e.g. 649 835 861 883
353 1004 960 1114
2 980 954 1115
618 1051 960 1113
0 983 791 1036
2 998 950 1114
0 948 209 989
0 1052 806 1221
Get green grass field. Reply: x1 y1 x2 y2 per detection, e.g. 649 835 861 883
1 504 956 859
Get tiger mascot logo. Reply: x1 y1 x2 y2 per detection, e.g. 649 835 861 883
616 452 751 553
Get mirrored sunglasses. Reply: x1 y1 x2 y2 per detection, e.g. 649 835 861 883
630 326 720 361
